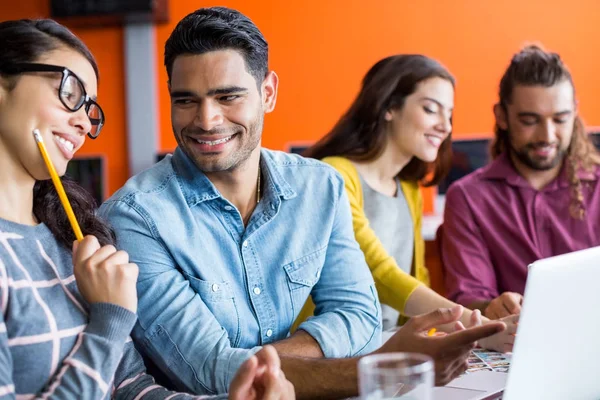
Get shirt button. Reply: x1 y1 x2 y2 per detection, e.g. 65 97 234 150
253 287 261 295
224 205 233 211
266 329 273 337
243 240 248 248
211 284 219 292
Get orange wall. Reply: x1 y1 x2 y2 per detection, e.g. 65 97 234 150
0 0 129 198
157 0 600 154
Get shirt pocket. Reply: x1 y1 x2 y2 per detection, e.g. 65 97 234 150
283 246 327 317
183 272 241 347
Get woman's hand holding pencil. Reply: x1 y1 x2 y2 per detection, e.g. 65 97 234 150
72 236 139 313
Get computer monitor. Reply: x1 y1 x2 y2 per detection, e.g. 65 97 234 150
287 144 311 156
437 138 491 195
65 156 105 206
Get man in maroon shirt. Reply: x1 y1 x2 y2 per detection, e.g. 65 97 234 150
441 44 600 320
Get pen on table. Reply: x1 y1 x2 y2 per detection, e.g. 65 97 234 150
32 129 84 241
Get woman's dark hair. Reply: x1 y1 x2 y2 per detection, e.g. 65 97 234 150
0 19 115 248
164 7 268 87
492 44 600 219
304 54 455 186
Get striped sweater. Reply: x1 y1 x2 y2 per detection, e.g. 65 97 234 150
0 218 223 399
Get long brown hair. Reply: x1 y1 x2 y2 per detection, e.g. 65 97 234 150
0 19 115 248
492 44 600 218
304 54 455 186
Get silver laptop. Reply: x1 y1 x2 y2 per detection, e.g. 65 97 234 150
435 245 600 400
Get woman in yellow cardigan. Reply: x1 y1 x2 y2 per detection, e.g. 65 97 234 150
298 55 517 352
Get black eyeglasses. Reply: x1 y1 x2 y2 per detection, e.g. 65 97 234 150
0 63 105 139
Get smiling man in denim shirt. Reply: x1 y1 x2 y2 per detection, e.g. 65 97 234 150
99 7 504 399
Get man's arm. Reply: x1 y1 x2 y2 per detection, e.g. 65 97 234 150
273 330 324 358
272 174 383 397
274 308 506 400
294 177 382 358
278 356 358 400
440 184 499 306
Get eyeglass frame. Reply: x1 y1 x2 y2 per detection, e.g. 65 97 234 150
0 63 105 139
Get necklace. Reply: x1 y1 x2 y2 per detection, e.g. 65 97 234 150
256 163 261 204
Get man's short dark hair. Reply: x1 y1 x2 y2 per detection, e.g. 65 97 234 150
164 7 268 86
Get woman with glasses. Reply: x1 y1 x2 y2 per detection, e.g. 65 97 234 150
0 18 293 399
298 55 517 353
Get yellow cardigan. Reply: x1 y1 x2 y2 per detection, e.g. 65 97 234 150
291 156 430 332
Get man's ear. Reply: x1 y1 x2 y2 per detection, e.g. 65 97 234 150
493 103 508 130
262 71 278 114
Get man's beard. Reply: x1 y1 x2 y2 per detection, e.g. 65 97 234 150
177 112 264 173
509 141 566 171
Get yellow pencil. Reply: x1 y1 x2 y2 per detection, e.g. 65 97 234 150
33 129 84 241
427 328 437 337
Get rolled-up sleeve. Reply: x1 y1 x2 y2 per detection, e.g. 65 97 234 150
99 200 260 395
440 183 499 306
297 177 382 357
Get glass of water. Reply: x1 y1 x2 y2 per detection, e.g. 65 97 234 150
358 353 434 399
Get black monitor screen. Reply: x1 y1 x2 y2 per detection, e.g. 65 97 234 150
438 139 491 195
289 145 310 155
65 157 105 206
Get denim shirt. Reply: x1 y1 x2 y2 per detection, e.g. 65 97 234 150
98 147 382 395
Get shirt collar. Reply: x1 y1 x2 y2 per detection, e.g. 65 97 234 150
172 147 296 207
259 149 297 200
481 151 599 190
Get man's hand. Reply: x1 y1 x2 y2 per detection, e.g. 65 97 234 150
478 314 519 353
484 292 523 320
229 345 295 400
377 306 505 385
